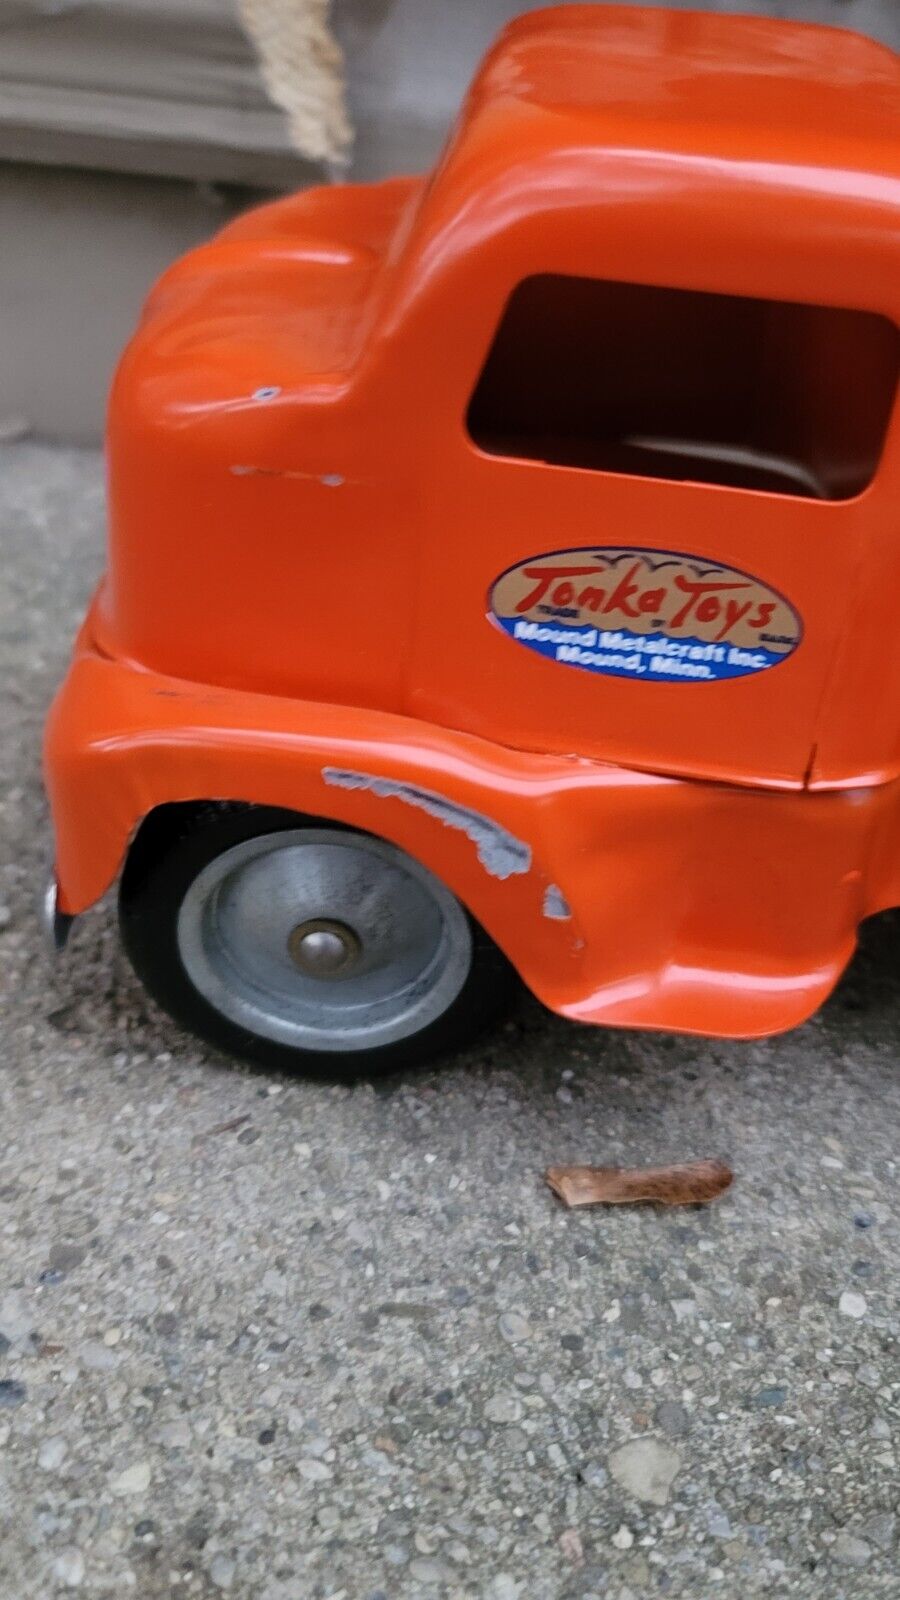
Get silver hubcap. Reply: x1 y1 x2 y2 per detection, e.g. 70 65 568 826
176 828 472 1053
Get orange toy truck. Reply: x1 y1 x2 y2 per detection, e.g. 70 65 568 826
44 6 900 1075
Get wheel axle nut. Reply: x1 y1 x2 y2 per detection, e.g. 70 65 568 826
288 919 360 978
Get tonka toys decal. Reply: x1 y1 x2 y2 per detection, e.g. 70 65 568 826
489 547 802 683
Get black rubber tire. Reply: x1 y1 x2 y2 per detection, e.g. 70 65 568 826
118 802 518 1079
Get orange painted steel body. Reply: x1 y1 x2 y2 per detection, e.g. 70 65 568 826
45 6 900 1038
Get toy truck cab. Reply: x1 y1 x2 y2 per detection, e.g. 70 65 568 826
45 6 900 1073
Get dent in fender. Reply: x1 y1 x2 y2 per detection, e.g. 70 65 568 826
321 768 532 880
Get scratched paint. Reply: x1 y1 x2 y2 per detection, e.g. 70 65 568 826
322 769 531 880
229 466 347 486
543 884 572 920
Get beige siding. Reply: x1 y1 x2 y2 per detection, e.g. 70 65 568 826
0 0 308 185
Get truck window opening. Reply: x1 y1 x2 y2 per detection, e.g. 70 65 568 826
467 275 899 501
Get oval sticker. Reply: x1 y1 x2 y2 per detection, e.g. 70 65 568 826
489 547 802 683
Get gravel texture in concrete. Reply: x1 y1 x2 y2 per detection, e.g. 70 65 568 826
1 442 899 1598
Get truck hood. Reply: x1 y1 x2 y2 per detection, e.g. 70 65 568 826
131 176 424 392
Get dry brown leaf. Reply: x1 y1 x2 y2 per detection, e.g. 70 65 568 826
545 1158 733 1208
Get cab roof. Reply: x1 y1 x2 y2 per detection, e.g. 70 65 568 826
452 4 899 177
385 6 899 328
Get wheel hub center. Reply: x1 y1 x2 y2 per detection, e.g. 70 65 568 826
288 918 361 978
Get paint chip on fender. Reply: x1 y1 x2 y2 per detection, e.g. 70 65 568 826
543 885 572 920
322 769 531 880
